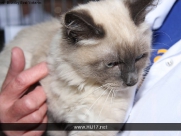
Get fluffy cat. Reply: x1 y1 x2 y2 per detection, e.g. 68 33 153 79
0 0 155 135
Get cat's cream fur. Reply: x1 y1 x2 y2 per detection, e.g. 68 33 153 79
0 0 154 135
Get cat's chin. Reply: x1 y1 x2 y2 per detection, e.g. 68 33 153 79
114 87 137 98
117 86 136 92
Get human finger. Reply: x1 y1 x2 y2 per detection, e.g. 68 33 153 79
17 103 47 124
22 116 48 136
11 86 47 120
2 62 48 101
2 47 25 90
3 114 48 136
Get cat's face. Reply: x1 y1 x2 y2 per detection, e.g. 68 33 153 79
59 0 153 91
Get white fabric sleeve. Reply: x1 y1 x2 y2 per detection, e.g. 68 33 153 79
145 0 177 30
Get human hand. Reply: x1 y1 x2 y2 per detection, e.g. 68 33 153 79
0 47 48 136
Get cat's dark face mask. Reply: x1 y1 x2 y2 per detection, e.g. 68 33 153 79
87 48 150 90
120 63 139 87
118 47 149 87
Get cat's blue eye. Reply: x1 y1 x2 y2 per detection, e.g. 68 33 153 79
135 53 147 62
106 62 119 68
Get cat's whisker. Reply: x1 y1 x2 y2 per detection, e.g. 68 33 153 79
97 89 113 122
91 84 107 94
92 83 111 93
79 83 111 101
111 89 116 104
88 87 109 111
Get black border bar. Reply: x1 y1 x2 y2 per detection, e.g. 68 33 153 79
0 123 181 131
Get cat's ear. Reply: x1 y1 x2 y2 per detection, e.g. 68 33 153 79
126 0 158 25
63 10 105 44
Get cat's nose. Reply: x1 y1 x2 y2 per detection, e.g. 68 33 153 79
124 73 138 86
126 80 137 86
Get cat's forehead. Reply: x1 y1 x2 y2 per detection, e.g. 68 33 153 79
74 0 150 45
65 0 152 60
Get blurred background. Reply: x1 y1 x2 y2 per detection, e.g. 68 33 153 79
0 0 96 51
